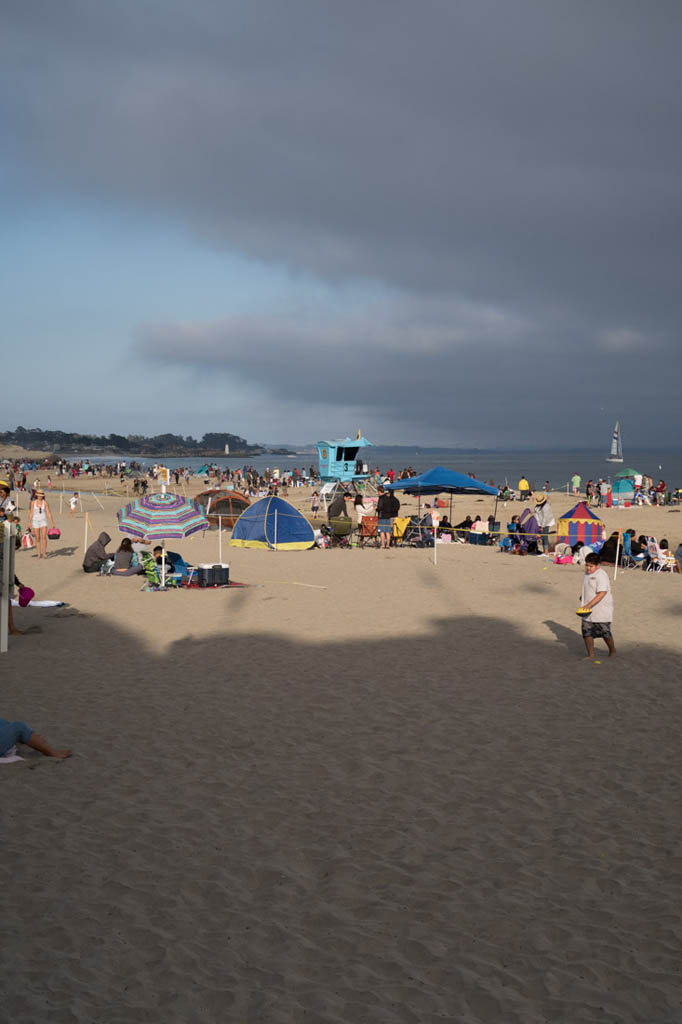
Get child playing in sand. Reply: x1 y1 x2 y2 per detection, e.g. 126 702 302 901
579 553 615 658
69 492 79 516
311 491 320 519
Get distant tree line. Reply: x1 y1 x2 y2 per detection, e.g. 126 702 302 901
0 426 262 455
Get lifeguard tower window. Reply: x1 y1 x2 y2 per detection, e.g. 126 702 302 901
337 446 359 462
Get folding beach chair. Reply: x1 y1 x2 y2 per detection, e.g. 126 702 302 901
645 538 675 572
328 516 354 548
392 516 412 547
359 515 379 548
620 532 645 569
139 552 179 589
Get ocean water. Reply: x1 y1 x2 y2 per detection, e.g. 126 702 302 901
67 447 682 490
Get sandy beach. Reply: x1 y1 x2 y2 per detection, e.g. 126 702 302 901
3 484 682 1022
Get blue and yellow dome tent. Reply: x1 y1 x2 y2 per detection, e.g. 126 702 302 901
556 501 605 548
230 496 315 550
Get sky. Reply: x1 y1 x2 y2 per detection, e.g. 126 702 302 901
2 0 682 448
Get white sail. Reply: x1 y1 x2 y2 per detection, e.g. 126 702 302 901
606 421 623 462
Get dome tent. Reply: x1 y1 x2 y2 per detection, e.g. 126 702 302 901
611 467 641 506
230 496 315 550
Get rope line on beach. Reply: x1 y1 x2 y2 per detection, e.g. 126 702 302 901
261 580 327 589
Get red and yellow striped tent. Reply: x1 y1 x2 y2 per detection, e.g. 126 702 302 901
556 501 604 547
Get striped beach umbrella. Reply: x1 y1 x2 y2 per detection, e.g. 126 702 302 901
117 492 209 587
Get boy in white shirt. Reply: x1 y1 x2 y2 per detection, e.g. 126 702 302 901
580 553 616 658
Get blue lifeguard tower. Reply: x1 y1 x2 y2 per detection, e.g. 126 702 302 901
316 431 373 484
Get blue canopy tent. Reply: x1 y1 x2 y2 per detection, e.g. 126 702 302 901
384 467 498 497
384 466 499 528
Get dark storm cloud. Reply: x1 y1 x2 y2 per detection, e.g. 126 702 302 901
4 0 682 442
134 303 672 445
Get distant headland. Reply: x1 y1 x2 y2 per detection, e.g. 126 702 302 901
0 427 293 459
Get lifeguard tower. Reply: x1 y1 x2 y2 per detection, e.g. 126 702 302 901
316 431 373 483
316 431 374 514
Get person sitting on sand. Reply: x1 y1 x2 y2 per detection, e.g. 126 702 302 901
438 515 453 538
598 531 621 565
112 537 143 576
454 515 473 540
153 546 175 573
153 546 189 577
83 531 112 573
0 716 72 759
673 541 682 574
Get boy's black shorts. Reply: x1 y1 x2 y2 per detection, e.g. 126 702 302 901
581 620 612 639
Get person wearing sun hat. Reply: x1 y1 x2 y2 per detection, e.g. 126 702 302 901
28 488 55 560
533 491 555 555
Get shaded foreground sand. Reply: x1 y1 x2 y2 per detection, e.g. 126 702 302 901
3 495 682 1023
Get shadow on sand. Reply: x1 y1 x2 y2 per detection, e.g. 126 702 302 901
2 608 682 1023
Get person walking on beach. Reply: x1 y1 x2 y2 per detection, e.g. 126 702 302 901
571 473 581 495
311 490 320 519
28 489 55 559
518 475 531 501
579 553 615 659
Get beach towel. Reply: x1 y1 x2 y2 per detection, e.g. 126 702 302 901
11 600 66 608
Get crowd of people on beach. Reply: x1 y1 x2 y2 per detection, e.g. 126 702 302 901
3 454 682 754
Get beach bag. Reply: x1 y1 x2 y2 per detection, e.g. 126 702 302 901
21 530 35 549
48 526 61 540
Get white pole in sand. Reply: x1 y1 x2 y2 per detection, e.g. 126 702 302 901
432 511 439 567
614 530 621 581
59 493 63 514
218 516 222 562
83 512 89 554
274 509 278 551
1 522 12 654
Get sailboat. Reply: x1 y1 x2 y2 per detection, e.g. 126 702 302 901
606 421 623 463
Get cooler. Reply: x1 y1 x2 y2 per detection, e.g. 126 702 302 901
198 563 230 586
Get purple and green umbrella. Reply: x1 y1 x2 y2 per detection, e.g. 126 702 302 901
117 492 209 587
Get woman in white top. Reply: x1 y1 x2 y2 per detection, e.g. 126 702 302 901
29 489 55 559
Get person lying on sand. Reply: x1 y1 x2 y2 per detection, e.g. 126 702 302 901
0 717 72 758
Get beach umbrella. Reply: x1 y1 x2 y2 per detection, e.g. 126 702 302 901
117 491 209 588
